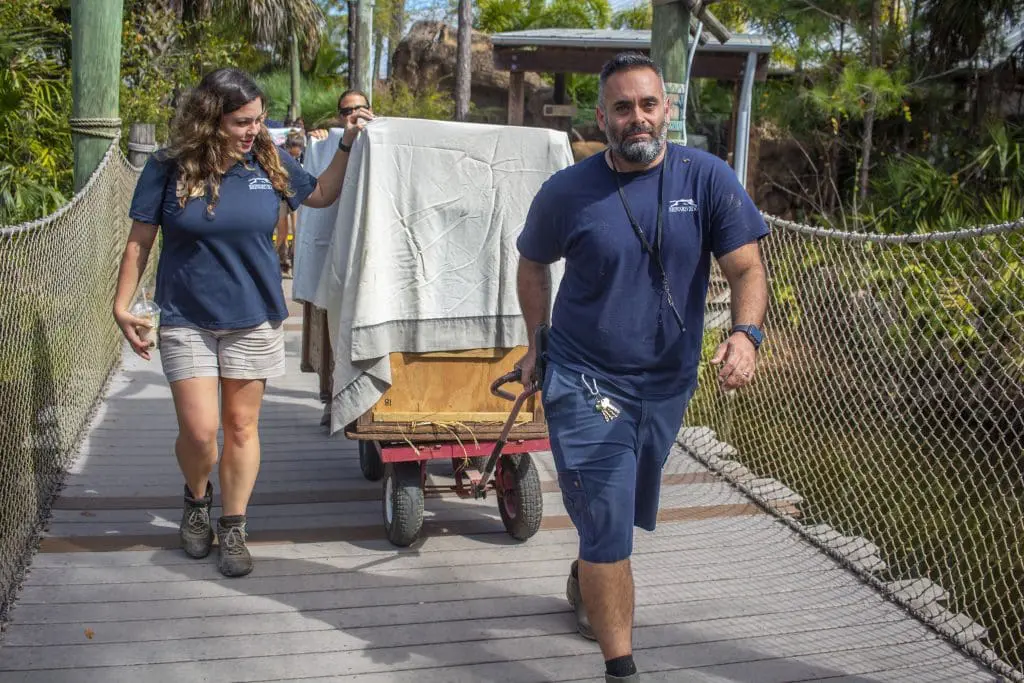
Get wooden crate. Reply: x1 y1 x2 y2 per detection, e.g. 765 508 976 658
300 304 545 443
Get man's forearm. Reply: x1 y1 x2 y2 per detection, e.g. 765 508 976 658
728 262 768 328
517 257 551 346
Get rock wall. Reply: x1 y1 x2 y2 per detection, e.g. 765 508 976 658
390 20 557 127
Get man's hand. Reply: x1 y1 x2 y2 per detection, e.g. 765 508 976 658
309 128 328 140
342 110 375 147
515 346 538 389
710 332 757 391
113 308 154 361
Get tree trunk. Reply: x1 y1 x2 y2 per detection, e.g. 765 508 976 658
354 0 375 101
288 31 301 124
454 0 472 121
859 0 881 202
373 29 385 82
347 1 357 85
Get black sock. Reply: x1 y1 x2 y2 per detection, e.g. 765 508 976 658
219 514 246 527
606 655 637 677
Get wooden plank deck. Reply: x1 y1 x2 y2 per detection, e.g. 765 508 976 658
0 293 1000 682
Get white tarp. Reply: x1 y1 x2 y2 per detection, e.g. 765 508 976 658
291 117 572 434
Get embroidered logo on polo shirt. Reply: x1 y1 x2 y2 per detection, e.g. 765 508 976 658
669 198 698 213
248 177 274 191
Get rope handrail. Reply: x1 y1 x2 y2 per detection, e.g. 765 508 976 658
764 212 1024 243
0 135 127 236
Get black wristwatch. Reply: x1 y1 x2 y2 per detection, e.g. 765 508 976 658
730 324 764 350
338 139 351 153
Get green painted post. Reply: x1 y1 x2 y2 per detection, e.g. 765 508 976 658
650 0 691 143
70 0 124 191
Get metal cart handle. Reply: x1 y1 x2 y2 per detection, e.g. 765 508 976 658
490 368 522 401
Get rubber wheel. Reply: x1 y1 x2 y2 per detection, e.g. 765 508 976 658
358 440 384 481
496 453 543 541
382 461 424 547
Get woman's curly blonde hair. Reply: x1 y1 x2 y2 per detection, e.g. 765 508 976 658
165 67 293 215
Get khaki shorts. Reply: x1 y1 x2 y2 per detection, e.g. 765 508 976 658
158 321 286 383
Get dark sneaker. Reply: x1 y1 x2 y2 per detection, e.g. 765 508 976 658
566 560 596 640
606 674 640 682
217 516 253 577
180 483 214 559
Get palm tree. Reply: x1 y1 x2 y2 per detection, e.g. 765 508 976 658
173 0 326 122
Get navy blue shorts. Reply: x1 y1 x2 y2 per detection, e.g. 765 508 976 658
541 361 695 564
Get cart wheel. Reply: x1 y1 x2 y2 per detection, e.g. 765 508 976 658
496 453 543 541
358 440 384 481
383 461 424 547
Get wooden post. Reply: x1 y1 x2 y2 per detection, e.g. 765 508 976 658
553 73 571 135
127 123 156 168
455 0 472 121
650 0 691 144
70 0 124 191
508 71 525 126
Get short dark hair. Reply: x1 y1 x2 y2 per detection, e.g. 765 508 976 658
337 89 369 111
598 52 665 109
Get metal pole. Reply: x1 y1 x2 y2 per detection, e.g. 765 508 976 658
70 0 124 191
650 0 691 145
733 51 757 187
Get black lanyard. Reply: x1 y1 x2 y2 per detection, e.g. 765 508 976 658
609 152 686 332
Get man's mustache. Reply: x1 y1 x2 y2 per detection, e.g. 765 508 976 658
621 124 655 137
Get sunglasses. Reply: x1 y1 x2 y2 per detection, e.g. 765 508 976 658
339 104 369 116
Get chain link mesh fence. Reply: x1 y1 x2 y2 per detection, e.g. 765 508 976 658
0 138 146 625
681 217 1024 680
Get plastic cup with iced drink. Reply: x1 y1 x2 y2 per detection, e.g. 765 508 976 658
130 288 160 349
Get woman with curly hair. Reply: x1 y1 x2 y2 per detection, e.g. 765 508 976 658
112 67 372 577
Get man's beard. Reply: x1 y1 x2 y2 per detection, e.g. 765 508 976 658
606 118 668 165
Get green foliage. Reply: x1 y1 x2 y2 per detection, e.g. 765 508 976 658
867 123 1024 233
0 0 71 224
373 80 455 121
475 0 611 32
611 2 651 29
256 71 344 126
119 4 259 145
806 63 909 125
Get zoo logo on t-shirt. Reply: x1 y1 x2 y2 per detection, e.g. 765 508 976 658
248 177 274 191
668 198 698 213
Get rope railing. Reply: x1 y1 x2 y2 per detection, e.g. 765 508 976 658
0 136 150 625
684 213 1024 680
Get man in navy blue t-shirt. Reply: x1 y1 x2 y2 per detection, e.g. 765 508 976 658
516 53 769 683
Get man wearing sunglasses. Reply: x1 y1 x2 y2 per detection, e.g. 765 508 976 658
309 89 374 141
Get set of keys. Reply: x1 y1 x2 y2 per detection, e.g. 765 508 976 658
594 396 621 422
582 374 621 422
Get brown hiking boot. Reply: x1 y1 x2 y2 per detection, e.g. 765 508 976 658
566 560 596 640
217 515 253 577
180 483 214 559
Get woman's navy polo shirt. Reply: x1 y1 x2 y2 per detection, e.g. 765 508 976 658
128 146 317 330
